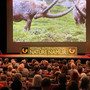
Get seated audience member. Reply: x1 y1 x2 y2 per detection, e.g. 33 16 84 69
43 65 52 76
11 80 22 90
62 59 67 65
32 74 42 87
41 78 51 90
70 59 75 64
69 70 80 84
6 66 13 77
11 59 19 69
28 74 42 90
17 63 29 77
52 66 60 75
85 60 90 68
29 65 42 77
80 76 90 90
31 59 37 65
76 59 81 66
61 65 68 75
85 60 90 74
11 73 22 90
52 73 67 90
0 68 3 75
3 67 8 74
0 87 9 90
12 73 22 81
0 74 7 81
66 62 71 71
0 61 3 68
77 66 83 75
21 59 29 69
3 58 9 65
68 63 77 75
51 71 60 84
66 81 79 90
0 58 3 62
12 69 17 75
30 59 37 70
42 60 48 70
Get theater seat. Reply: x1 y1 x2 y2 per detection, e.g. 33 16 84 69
0 81 8 87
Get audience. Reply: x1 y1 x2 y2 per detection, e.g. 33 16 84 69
0 58 89 90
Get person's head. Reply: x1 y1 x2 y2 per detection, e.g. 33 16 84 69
0 58 3 61
8 66 13 72
34 61 39 66
61 65 68 74
11 59 16 65
54 71 60 80
43 60 48 66
66 81 79 90
67 62 71 70
77 66 83 74
47 65 52 72
21 59 27 65
18 63 24 72
0 68 3 74
13 73 22 81
33 65 39 72
32 74 42 87
71 63 76 69
11 80 22 90
12 69 17 74
32 59 37 64
70 59 74 63
80 76 90 90
41 78 51 90
4 58 9 64
70 70 80 83
0 74 7 81
58 73 66 84
0 87 9 90
62 59 67 65
76 59 81 65
86 60 90 67
0 61 3 65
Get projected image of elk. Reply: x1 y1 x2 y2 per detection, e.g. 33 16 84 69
13 0 86 42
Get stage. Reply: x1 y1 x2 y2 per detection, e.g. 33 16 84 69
0 54 90 59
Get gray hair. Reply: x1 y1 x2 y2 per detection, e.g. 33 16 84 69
32 74 42 87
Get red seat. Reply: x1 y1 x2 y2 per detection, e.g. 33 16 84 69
0 81 8 87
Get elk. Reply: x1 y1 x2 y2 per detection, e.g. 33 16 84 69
72 0 86 25
13 0 74 31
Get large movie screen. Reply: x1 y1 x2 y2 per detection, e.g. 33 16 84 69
13 0 86 42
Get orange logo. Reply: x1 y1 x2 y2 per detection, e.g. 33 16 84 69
22 47 28 54
68 48 76 54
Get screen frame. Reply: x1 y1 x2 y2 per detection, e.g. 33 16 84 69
7 0 90 54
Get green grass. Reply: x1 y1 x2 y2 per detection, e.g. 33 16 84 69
13 6 86 42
